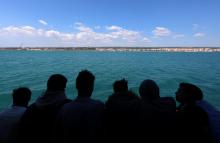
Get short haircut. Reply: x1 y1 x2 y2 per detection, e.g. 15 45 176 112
76 70 95 94
139 79 160 100
179 82 203 101
113 79 128 93
13 87 31 106
47 74 67 90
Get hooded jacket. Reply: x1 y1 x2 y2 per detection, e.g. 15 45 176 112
105 91 141 142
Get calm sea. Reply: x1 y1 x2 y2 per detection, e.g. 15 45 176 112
0 51 220 110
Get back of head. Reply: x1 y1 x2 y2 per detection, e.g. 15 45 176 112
76 70 95 97
47 74 67 91
179 82 203 104
113 79 128 93
13 87 31 107
139 79 160 101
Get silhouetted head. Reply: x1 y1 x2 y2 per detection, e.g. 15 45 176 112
12 87 31 107
47 74 67 91
113 79 128 93
139 79 160 101
76 70 95 97
175 82 203 105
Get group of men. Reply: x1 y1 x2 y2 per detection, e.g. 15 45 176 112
0 70 219 143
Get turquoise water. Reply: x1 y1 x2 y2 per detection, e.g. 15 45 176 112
0 51 220 110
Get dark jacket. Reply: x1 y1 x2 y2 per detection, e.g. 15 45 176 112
176 104 212 143
17 90 71 143
140 97 176 143
105 91 141 142
54 96 105 143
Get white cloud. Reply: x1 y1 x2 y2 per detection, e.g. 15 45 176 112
0 26 75 41
0 23 151 47
173 34 185 39
37 29 45 36
0 26 37 36
152 27 171 37
106 25 123 31
74 23 108 43
142 37 151 42
44 30 75 41
74 22 93 32
75 22 83 26
38 19 47 26
110 29 139 40
45 30 60 37
94 26 101 29
194 33 205 37
105 25 141 41
73 23 150 46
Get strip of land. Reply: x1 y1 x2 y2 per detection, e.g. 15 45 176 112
0 47 220 52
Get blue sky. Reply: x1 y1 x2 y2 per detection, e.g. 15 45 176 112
0 0 219 47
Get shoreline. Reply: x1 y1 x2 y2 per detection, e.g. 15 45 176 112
0 47 220 52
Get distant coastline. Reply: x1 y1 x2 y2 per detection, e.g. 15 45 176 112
0 47 220 52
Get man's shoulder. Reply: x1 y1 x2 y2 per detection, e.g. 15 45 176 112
0 106 26 117
0 108 11 117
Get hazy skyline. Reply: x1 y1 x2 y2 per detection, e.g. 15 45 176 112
0 0 219 47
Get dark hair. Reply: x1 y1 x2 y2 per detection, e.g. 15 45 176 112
139 79 160 101
47 74 67 90
113 79 128 93
76 70 95 96
13 87 31 107
179 82 203 102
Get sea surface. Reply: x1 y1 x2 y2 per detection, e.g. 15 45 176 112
0 51 220 111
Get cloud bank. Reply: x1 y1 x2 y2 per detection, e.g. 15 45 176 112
0 23 150 47
0 22 207 47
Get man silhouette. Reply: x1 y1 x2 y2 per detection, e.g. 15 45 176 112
0 87 31 143
18 74 71 143
55 70 104 143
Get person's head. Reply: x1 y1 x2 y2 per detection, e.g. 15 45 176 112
47 74 67 91
113 79 128 93
139 79 160 101
76 70 95 97
175 82 203 105
12 87 31 107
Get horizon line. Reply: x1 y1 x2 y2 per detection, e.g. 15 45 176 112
1 46 220 48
